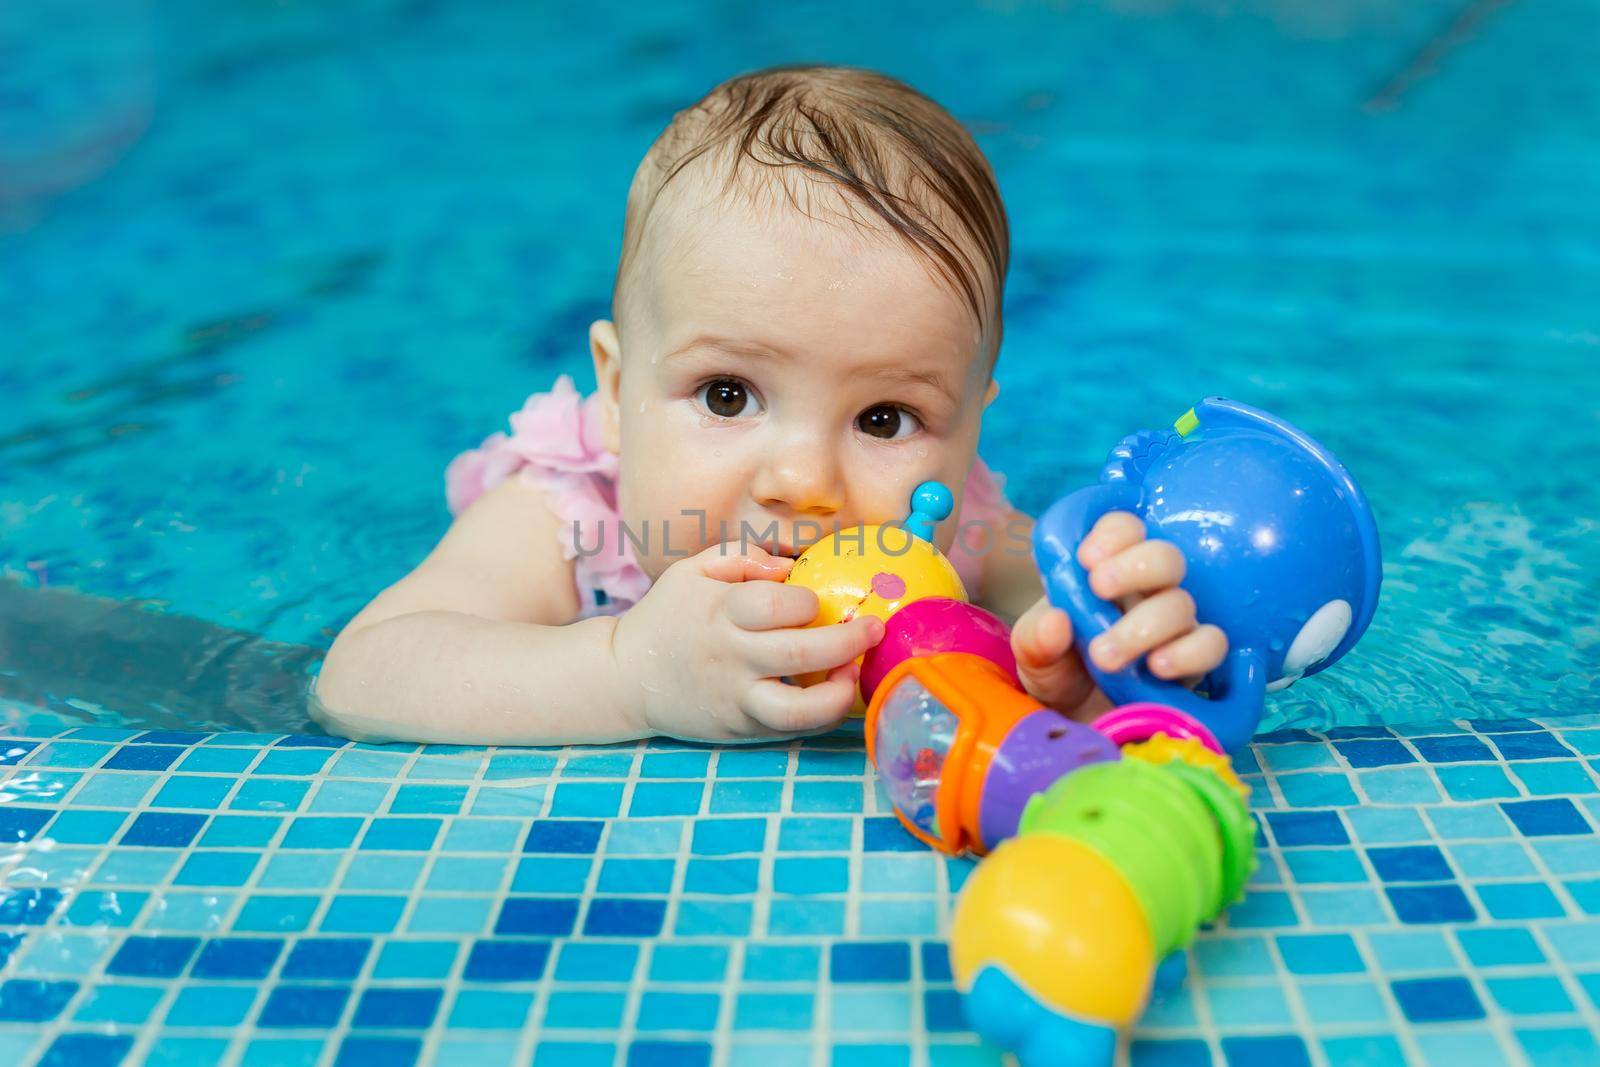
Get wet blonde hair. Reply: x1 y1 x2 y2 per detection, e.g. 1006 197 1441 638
613 65 1010 352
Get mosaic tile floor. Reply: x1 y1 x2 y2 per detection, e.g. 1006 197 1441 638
3 716 1600 1067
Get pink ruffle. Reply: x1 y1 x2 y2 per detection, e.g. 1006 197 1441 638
946 457 1013 593
446 376 1014 619
445 375 646 616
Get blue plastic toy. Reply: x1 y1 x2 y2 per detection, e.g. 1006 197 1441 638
1034 397 1382 753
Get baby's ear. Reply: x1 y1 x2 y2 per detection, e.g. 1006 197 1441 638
589 320 623 454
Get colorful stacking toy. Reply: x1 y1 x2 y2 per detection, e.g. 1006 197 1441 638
792 399 1378 1067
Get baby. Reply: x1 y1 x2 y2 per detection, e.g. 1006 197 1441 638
314 66 1227 745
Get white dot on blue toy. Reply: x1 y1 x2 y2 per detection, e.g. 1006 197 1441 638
905 480 954 543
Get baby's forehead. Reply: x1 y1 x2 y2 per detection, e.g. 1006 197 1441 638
632 160 997 341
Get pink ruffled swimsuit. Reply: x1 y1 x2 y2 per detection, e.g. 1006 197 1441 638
445 375 1015 619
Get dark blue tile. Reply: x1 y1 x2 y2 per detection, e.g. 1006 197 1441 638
523 820 604 854
1386 885 1476 924
119 812 207 848
463 939 550 981
1324 726 1394 740
862 817 922 851
495 898 578 936
1501 799 1592 836
352 988 442 1029
40 1033 133 1067
1491 732 1572 760
1412 736 1492 763
0 980 78 1022
335 1037 421 1067
0 741 39 765
920 942 952 982
1265 811 1349 847
830 942 911 982
1255 729 1321 744
259 985 352 1027
1335 741 1415 768
103 745 185 771
1221 1036 1309 1067
0 807 54 842
0 887 63 925
626 1042 711 1067
107 936 200 978
1130 1039 1213 1067
192 938 283 979
275 735 349 748
1368 846 1453 882
1468 718 1547 733
281 939 371 979
0 933 20 969
585 899 665 936
132 731 211 745
1392 977 1485 1022
923 990 965 1032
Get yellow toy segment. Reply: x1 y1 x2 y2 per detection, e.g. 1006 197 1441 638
785 524 966 626
1122 733 1249 799
785 524 966 711
950 833 1155 1025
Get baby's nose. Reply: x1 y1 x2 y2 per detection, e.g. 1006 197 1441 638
753 448 844 516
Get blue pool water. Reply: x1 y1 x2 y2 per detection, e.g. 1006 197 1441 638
2 0 1599 1064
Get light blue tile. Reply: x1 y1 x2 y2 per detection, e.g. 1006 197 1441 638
859 855 938 894
145 892 236 932
308 780 391 813
1367 931 1456 971
1302 888 1391 926
1300 980 1390 1024
427 856 509 892
1357 768 1440 803
16 933 115 977
1429 804 1513 839
1207 982 1293 1025
71 773 158 807
341 854 426 890
329 750 411 779
1345 807 1428 843
258 853 342 890
605 820 684 855
857 900 939 936
1417 1030 1511 1067
408 896 492 934
75 984 164 1023
92 850 179 885
469 783 547 816
440 819 522 853
828 989 910 1032
1449 842 1536 878
1278 772 1359 807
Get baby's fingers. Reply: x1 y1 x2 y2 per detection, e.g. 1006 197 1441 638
1011 599 1095 712
725 580 819 631
1148 624 1229 683
1089 588 1197 672
1077 511 1146 569
749 616 884 677
743 667 858 734
1090 539 1185 601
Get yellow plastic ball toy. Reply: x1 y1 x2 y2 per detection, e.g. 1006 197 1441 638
784 483 967 710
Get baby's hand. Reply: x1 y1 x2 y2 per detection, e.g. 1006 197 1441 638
1011 511 1228 714
612 543 884 741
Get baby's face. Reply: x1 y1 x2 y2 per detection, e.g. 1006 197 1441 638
596 183 997 581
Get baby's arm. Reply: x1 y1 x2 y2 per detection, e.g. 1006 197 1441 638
314 479 637 745
315 480 884 746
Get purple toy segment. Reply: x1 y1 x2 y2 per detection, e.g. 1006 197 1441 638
859 598 1018 702
977 713 1120 850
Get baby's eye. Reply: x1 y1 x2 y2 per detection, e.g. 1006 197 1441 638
857 404 922 440
698 379 762 419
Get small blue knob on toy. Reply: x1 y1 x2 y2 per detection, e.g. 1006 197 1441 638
1034 397 1381 753
905 480 955 543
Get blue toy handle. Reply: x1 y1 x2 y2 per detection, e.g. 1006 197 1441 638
1034 484 1266 753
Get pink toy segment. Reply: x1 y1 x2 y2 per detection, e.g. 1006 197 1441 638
859 597 1018 702
1090 703 1224 754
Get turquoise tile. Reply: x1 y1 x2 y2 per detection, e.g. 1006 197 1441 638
1208 982 1293 1026
1300 980 1390 1024
1357 768 1440 803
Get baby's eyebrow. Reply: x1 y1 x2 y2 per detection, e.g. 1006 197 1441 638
870 366 959 406
662 335 789 363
